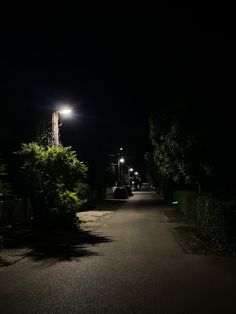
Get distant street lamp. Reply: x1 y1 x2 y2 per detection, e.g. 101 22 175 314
118 158 125 186
134 171 139 176
129 168 134 178
52 107 72 146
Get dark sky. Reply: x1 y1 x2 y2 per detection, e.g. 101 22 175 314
1 9 236 175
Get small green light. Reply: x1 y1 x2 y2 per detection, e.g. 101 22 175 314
172 201 178 205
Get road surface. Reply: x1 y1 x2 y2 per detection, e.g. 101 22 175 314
0 191 236 313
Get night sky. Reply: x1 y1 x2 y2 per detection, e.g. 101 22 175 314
1 9 236 178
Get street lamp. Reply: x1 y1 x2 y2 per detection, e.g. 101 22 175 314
118 158 125 186
134 172 139 176
129 168 134 179
52 106 72 146
59 108 72 115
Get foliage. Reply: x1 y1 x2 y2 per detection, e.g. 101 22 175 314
148 106 213 189
173 190 198 220
150 113 193 185
145 152 170 187
35 120 53 147
74 182 90 206
173 190 233 249
16 143 88 227
0 157 11 199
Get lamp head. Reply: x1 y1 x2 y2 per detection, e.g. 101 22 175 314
59 107 72 115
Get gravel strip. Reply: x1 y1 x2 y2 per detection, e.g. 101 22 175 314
77 211 113 229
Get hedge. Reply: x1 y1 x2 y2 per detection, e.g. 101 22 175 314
173 191 233 249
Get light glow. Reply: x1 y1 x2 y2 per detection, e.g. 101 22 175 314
59 107 72 115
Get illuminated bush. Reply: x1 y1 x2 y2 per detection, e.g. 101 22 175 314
16 143 88 227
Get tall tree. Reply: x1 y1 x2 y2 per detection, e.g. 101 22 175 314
148 104 213 191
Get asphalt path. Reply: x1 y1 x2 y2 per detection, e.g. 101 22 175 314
0 191 236 313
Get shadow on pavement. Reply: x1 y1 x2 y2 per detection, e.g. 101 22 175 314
1 225 112 264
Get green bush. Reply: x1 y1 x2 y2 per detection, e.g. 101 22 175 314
173 190 198 220
173 190 232 249
196 195 230 248
16 143 88 228
74 182 90 206
46 190 82 227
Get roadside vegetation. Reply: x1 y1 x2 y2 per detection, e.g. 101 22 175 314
16 143 88 228
146 103 236 252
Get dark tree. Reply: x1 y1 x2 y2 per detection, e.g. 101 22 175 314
148 103 213 193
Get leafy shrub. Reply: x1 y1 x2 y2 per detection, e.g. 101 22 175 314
48 190 82 227
173 190 232 249
196 195 230 248
74 182 90 206
16 143 88 228
173 190 198 220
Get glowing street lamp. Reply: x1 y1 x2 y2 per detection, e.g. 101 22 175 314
52 106 72 146
117 157 125 186
129 168 134 178
59 108 72 115
134 172 139 176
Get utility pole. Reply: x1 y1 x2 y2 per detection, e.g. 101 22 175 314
118 158 125 186
52 111 59 146
120 161 123 186
52 108 72 146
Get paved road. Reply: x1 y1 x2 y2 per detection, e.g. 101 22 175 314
0 191 236 313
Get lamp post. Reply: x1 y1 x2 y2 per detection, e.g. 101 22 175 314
118 158 125 186
129 168 133 177
134 171 140 190
128 168 134 185
52 107 72 146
